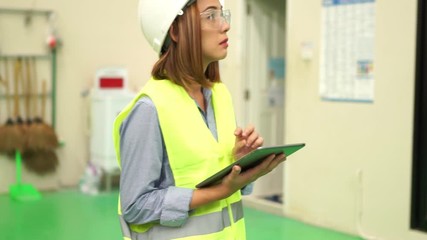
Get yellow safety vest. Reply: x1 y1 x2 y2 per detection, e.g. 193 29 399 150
113 78 246 240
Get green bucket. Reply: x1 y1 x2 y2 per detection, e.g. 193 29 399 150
9 150 42 202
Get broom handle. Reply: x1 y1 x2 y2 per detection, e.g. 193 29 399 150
42 80 46 120
4 60 11 118
31 57 38 118
25 58 31 120
0 76 3 117
15 150 22 185
13 59 21 119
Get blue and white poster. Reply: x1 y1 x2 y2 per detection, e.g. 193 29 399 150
320 0 375 102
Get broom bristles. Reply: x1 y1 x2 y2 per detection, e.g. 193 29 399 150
23 149 58 175
26 120 59 150
0 120 25 154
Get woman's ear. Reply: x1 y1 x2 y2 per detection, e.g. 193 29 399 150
169 22 179 43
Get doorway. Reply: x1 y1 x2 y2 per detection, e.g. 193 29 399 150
242 0 286 206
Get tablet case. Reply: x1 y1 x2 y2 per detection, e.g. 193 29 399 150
196 143 305 188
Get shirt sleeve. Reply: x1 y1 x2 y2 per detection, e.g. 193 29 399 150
119 97 193 227
241 183 254 195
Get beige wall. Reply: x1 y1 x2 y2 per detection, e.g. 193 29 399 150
284 0 426 239
0 0 156 191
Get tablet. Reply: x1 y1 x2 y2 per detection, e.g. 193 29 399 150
195 143 305 188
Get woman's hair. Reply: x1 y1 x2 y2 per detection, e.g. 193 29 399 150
151 3 221 89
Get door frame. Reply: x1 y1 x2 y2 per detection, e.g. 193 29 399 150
411 0 427 232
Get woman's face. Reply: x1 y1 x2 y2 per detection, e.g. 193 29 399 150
197 0 231 69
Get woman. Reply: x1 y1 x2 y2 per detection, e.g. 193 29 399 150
113 0 286 239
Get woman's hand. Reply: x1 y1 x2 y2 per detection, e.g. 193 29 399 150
190 152 287 209
233 124 264 160
220 153 287 197
190 124 284 209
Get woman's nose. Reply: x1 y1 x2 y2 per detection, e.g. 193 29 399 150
222 21 230 32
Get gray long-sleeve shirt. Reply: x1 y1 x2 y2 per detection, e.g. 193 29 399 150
119 87 253 227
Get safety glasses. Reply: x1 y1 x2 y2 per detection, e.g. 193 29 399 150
199 9 231 29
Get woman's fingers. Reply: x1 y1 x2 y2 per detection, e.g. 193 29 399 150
223 153 287 191
247 135 263 148
241 124 255 137
231 165 241 176
267 153 286 170
234 127 243 136
253 153 286 177
240 124 263 148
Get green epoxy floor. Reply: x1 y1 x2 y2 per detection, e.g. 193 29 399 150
0 189 362 240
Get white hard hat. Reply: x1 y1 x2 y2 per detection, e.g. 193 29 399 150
138 0 225 55
138 0 194 55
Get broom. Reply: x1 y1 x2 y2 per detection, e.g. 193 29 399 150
0 59 24 155
0 74 5 145
23 79 59 174
11 59 27 156
24 59 59 175
24 58 33 126
5 59 41 202
24 58 37 150
21 57 38 172
26 58 59 150
9 149 42 202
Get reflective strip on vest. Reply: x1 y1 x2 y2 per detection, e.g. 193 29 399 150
129 201 243 240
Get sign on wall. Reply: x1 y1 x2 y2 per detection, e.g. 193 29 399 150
320 0 376 102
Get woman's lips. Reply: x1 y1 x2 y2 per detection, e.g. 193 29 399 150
220 38 229 47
